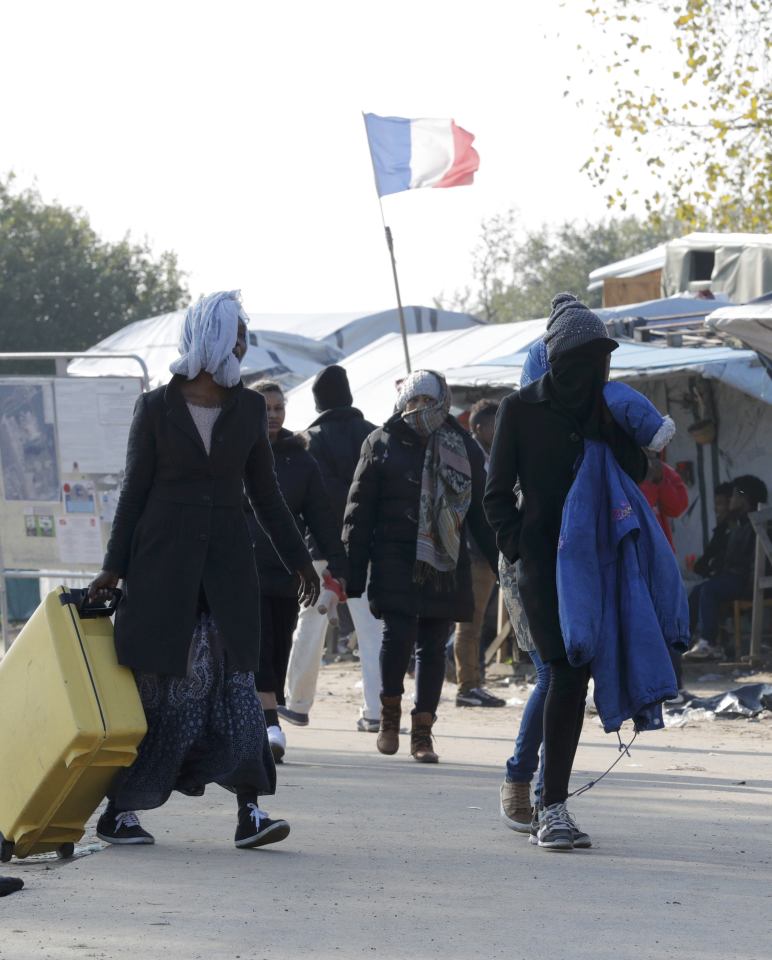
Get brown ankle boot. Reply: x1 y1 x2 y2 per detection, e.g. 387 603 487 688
377 695 401 755
410 712 439 763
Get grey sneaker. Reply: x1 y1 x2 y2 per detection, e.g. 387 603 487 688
537 802 574 851
529 805 540 845
564 807 592 849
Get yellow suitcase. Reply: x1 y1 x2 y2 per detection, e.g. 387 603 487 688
0 587 146 861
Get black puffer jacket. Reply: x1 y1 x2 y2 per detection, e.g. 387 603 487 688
305 406 376 559
248 429 347 597
343 414 497 622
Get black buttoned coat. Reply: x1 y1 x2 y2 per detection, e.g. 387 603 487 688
103 376 311 676
484 377 647 661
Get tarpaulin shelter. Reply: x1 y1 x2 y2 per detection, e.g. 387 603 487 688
243 305 482 354
67 310 344 391
706 298 772 365
286 312 771 567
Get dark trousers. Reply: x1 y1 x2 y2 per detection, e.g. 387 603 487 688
692 573 749 644
381 613 451 715
541 657 590 808
256 595 300 702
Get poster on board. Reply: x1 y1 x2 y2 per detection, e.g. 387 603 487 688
0 383 60 501
54 378 140 474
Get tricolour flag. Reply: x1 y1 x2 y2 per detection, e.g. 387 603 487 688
364 113 480 198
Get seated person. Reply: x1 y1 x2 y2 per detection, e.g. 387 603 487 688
687 481 734 635
686 475 768 660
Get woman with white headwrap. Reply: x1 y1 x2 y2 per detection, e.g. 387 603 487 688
89 291 319 850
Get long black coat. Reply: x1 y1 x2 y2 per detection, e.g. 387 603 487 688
248 429 347 597
343 414 497 622
104 377 311 676
484 376 647 662
305 406 375 559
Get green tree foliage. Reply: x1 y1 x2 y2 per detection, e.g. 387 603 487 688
577 0 772 230
439 210 679 323
0 175 189 355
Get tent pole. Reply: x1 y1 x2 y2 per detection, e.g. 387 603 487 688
384 226 412 374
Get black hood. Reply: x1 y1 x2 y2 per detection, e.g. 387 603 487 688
312 365 353 412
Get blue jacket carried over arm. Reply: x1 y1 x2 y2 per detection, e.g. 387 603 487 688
557 439 689 732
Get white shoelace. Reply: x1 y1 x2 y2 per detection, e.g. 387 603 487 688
115 811 141 830
246 803 269 828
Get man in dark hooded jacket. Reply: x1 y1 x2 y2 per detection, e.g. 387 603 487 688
281 366 384 731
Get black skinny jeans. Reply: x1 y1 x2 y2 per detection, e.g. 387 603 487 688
541 657 591 808
380 613 451 715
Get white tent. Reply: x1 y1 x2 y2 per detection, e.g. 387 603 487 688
706 300 772 363
247 305 482 355
283 319 545 430
67 310 343 391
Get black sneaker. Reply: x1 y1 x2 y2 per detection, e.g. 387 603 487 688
564 807 592 849
234 804 290 849
276 705 309 727
455 687 506 708
529 805 540 846
537 802 574 851
96 809 155 845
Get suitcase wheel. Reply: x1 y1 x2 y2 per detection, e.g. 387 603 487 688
56 843 75 860
0 837 14 863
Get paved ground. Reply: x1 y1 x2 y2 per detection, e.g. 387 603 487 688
2 665 771 960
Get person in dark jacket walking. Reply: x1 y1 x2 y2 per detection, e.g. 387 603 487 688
88 291 319 851
282 366 385 732
249 381 347 761
485 293 647 850
343 370 497 763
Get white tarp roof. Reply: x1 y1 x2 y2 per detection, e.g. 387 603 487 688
286 316 769 428
284 319 544 429
248 305 482 355
67 310 342 391
706 300 772 361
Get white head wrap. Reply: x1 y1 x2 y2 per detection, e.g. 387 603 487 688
169 290 249 388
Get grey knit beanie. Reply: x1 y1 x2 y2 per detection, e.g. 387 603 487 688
543 292 611 360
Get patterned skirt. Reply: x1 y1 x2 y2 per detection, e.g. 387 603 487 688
109 614 275 811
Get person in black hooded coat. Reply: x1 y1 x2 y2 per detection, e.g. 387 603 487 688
343 370 497 763
248 381 347 761
484 293 647 852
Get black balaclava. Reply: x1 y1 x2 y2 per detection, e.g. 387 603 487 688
312 364 353 413
547 338 617 439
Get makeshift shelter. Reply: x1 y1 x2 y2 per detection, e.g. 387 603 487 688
588 232 772 307
67 310 343 391
706 299 772 367
245 305 482 354
287 315 771 569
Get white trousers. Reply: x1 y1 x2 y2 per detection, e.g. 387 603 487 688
285 560 383 721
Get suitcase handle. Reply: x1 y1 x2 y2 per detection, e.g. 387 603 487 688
59 587 123 619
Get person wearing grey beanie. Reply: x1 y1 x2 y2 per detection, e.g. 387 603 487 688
484 292 647 851
543 292 613 361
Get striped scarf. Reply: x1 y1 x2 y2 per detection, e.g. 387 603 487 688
402 392 472 587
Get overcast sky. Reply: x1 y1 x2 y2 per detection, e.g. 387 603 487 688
3 0 672 315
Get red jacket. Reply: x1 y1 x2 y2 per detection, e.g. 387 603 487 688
640 463 689 551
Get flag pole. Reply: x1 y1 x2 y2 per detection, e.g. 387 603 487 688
363 113 412 374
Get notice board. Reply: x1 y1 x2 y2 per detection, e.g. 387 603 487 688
0 376 142 574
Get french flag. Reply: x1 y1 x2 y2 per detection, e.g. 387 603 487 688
364 113 480 198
